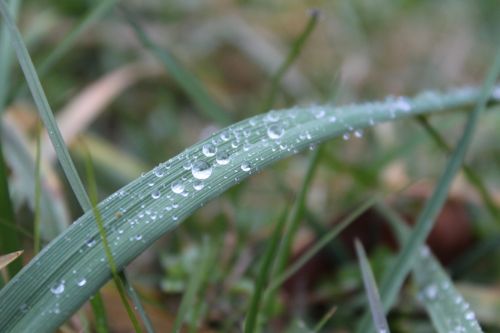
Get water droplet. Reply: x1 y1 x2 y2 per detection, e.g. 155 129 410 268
395 96 411 112
220 130 231 141
153 167 164 178
183 160 192 170
202 143 217 157
423 284 438 301
267 125 284 140
135 235 143 241
328 115 337 123
312 107 325 119
77 278 87 287
50 281 65 295
241 161 252 172
193 180 204 191
86 238 96 248
342 133 350 141
265 110 279 122
151 190 161 199
354 129 363 138
171 180 185 194
465 311 475 321
216 151 230 165
191 160 212 180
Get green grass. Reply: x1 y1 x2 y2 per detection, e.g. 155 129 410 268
1 1 500 332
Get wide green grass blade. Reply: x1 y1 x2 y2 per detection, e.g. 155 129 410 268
357 49 500 333
119 5 231 126
244 208 287 333
355 239 391 333
0 85 498 332
0 3 152 329
172 237 215 333
376 203 484 332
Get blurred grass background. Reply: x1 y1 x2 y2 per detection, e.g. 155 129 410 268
1 0 500 331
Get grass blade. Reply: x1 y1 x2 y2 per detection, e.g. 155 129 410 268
416 115 500 221
37 0 119 77
0 85 498 332
172 237 215 333
0 0 20 113
266 197 376 293
312 305 337 333
261 9 319 112
84 152 143 333
0 143 22 281
0 250 23 271
0 0 92 211
244 208 287 333
355 239 391 333
119 5 231 125
33 123 41 254
376 203 484 333
357 48 500 333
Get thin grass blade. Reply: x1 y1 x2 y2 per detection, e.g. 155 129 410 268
172 237 215 333
376 202 484 333
119 5 231 125
357 48 500 333
0 250 23 270
244 208 288 333
355 239 391 333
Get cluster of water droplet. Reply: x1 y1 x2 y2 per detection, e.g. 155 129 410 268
415 246 481 332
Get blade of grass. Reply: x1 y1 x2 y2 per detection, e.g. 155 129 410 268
0 0 20 113
0 250 23 271
37 0 119 77
376 203 484 333
355 239 391 333
120 271 155 333
244 208 288 333
172 237 215 333
84 151 143 333
357 49 500 332
0 2 152 329
415 115 500 222
266 196 377 294
0 84 498 332
260 9 319 112
0 142 22 281
119 5 231 126
312 305 337 333
33 122 41 254
89 291 109 333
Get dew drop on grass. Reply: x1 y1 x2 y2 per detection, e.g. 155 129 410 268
354 129 363 138
183 160 192 170
50 281 65 295
153 167 164 178
265 110 279 122
220 130 231 141
193 180 204 191
192 160 212 180
77 278 87 287
328 115 337 123
465 311 476 321
241 161 252 172
202 143 217 157
216 151 230 165
171 180 185 194
423 283 438 301
342 133 350 141
151 190 161 199
135 235 143 241
267 125 284 139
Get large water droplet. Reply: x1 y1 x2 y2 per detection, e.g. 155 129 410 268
50 281 65 295
171 180 185 194
216 151 230 165
153 167 164 178
220 130 231 141
202 143 217 157
267 125 284 140
265 110 279 122
191 160 212 180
